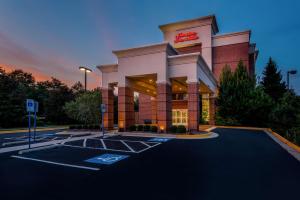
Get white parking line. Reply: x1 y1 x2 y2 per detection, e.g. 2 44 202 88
100 139 107 149
121 140 135 152
11 155 100 171
83 139 87 147
140 142 151 148
63 139 161 154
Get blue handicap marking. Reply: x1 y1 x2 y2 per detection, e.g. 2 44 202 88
85 154 129 165
148 138 171 142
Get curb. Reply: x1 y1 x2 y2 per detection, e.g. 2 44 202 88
266 128 300 153
119 131 218 140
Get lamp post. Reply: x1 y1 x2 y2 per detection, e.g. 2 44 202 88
287 70 297 90
79 66 92 91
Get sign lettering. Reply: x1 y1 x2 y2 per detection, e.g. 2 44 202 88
174 32 199 43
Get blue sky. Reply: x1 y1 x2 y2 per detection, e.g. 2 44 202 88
0 0 299 92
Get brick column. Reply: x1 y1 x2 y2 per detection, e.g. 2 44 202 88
157 83 172 132
209 95 216 125
138 93 152 124
101 88 114 130
151 97 157 124
118 87 134 131
188 82 200 131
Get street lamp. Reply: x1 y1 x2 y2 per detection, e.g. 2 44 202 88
287 69 297 90
79 66 92 91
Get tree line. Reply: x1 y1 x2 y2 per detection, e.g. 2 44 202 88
217 58 300 145
0 67 101 128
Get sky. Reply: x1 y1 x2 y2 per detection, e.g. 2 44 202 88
0 0 299 92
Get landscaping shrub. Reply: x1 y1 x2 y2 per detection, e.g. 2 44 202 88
170 125 177 133
137 125 143 131
288 127 300 146
151 126 158 132
88 124 94 129
144 125 151 132
94 125 100 129
83 125 88 129
176 125 186 133
69 125 75 129
129 125 136 132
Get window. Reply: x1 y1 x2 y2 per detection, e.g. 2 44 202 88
172 109 188 125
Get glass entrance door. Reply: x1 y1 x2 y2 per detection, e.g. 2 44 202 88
172 109 188 125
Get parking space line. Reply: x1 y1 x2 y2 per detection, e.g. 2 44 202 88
83 139 87 147
11 155 100 171
137 142 161 153
63 139 162 154
140 142 151 148
63 144 134 153
121 141 135 152
100 139 107 149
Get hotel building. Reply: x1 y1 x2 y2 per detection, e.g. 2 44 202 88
97 15 258 132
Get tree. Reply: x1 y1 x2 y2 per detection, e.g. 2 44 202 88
261 57 287 101
41 78 74 124
71 81 85 96
0 69 36 127
270 91 300 132
217 61 273 126
64 90 102 125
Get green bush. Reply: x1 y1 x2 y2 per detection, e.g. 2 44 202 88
144 125 151 132
288 127 300 146
129 125 136 132
69 125 75 129
215 115 240 126
176 125 186 133
137 125 143 131
94 125 100 129
88 124 94 129
170 125 177 133
151 126 158 132
83 125 88 129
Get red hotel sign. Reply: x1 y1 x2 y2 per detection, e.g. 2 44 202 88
174 32 199 43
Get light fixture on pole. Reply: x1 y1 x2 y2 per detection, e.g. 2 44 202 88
287 69 297 90
79 66 92 91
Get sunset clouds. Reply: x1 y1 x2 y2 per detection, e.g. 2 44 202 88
0 31 99 89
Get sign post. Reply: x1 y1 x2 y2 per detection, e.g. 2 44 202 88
33 101 39 141
100 104 106 137
26 99 35 148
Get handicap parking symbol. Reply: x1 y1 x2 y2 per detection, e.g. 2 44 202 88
85 154 129 165
148 138 171 142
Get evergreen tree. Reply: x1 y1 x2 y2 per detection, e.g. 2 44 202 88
261 57 286 101
217 60 272 126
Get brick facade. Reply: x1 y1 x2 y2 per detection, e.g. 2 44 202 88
187 82 200 131
209 96 216 125
138 93 152 124
156 83 172 132
212 42 251 82
101 88 114 130
118 87 135 131
172 100 188 109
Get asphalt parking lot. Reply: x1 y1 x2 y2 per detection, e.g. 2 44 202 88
0 128 299 200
